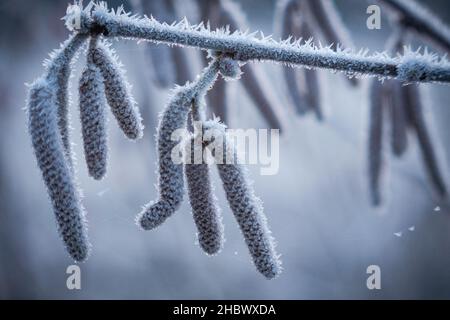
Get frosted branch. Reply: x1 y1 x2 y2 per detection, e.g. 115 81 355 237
65 2 450 84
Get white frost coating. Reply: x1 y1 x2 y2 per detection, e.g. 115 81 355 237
79 37 109 180
201 0 283 129
203 119 282 279
397 47 450 83
185 133 224 256
138 59 221 230
27 78 91 262
44 33 88 168
90 40 144 140
64 2 450 83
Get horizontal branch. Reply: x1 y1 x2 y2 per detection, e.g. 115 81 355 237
65 3 450 84
377 0 450 53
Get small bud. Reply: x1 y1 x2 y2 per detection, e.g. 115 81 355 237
218 56 242 81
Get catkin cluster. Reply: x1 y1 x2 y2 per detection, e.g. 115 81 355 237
28 0 450 277
276 0 358 120
138 55 281 279
27 32 143 261
368 31 447 206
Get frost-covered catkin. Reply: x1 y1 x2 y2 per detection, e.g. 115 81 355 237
185 135 224 255
138 60 221 230
90 41 144 140
138 92 189 230
368 79 385 206
45 34 88 167
28 78 90 261
204 120 282 279
79 38 108 180
185 98 224 255
403 85 447 197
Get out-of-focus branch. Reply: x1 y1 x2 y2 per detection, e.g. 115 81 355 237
305 0 358 86
131 0 192 87
377 0 450 52
199 0 284 129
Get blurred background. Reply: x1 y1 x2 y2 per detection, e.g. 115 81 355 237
1 0 450 299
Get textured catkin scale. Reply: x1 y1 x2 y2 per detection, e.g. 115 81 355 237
368 79 385 206
185 135 224 255
204 120 282 279
403 85 447 197
90 42 144 140
28 79 90 262
54 64 72 164
138 60 220 230
79 48 108 180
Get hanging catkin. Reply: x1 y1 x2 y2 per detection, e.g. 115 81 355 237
45 34 88 168
138 59 221 230
368 79 385 206
90 41 144 140
185 98 224 255
403 84 447 197
79 37 108 180
204 120 282 279
28 78 90 261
